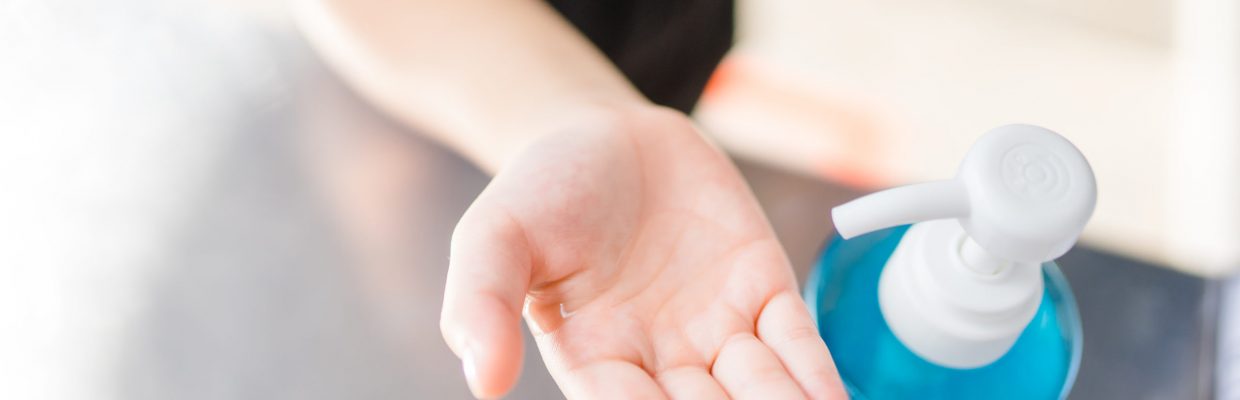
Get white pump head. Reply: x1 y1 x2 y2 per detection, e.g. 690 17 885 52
831 124 1096 368
833 124 1096 264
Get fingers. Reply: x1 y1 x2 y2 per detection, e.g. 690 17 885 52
656 366 729 400
711 333 807 400
561 360 668 400
440 207 533 399
757 292 848 400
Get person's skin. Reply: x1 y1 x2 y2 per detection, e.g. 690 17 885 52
294 0 846 399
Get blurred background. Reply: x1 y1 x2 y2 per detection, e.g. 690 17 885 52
0 0 1234 399
704 0 1239 277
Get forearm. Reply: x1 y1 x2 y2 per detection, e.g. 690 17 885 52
293 0 648 172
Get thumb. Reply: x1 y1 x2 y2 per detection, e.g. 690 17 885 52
440 206 533 399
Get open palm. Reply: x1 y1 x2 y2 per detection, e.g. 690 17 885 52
441 107 845 399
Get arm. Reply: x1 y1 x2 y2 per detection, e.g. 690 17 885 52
294 0 643 172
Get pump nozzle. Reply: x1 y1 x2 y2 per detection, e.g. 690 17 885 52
832 124 1096 264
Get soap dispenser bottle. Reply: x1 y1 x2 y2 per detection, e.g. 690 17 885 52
805 125 1095 400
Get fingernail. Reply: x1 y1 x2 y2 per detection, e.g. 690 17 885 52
461 345 484 398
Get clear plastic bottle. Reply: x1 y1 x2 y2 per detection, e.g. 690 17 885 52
805 225 1082 400
805 125 1094 400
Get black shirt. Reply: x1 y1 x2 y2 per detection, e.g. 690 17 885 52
548 0 735 113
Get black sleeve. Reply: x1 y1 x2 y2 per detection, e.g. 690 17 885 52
547 0 734 114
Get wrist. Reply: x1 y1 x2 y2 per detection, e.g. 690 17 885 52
462 96 669 174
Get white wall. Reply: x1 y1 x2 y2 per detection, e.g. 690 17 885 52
702 0 1238 276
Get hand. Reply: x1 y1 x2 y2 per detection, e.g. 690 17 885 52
440 105 846 399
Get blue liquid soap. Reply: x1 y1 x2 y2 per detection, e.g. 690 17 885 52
805 226 1082 400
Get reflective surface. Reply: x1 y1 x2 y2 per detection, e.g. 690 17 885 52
1 2 1217 399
